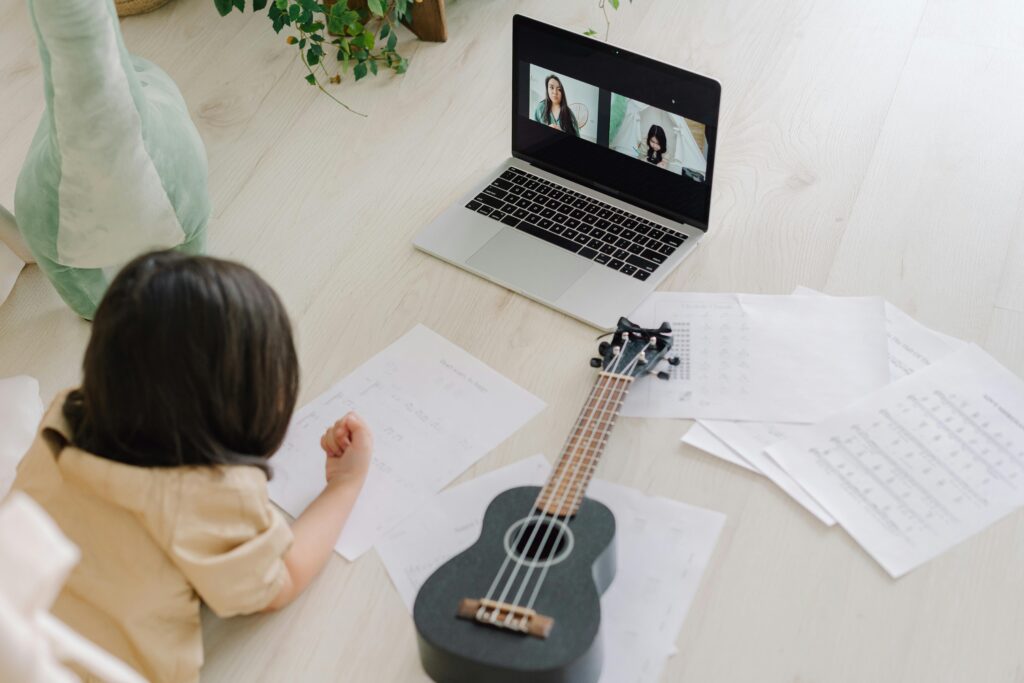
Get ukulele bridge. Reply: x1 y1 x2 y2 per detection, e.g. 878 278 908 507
456 598 554 639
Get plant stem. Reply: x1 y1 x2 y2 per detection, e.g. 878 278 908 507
300 51 366 116
599 0 611 42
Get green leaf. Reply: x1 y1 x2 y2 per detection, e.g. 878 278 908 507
349 21 364 34
395 56 408 74
386 31 397 51
379 23 390 38
253 0 267 10
232 0 244 11
609 0 620 8
369 59 378 75
288 3 300 21
299 37 306 48
270 5 288 32
583 28 597 36
353 61 368 80
306 49 320 66
359 30 374 49
395 0 409 20
305 73 316 84
213 0 233 16
367 0 385 16
275 0 287 8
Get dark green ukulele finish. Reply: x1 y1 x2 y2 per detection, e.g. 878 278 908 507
414 318 676 683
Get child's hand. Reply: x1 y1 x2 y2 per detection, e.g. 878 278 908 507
319 412 373 487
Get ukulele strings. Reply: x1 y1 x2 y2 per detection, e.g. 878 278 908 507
485 334 652 622
480 362 612 606
490 362 625 615
516 339 652 615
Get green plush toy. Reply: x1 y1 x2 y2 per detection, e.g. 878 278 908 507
7 0 209 319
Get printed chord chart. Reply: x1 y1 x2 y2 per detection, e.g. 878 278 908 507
768 345 1024 577
622 293 889 421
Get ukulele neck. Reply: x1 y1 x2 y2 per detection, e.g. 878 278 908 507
534 372 633 517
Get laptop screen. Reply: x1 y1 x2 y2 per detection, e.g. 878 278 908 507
512 15 720 230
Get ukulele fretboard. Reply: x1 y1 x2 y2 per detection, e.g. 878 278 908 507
535 372 633 517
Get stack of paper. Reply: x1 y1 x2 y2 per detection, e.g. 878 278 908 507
376 455 726 683
649 289 1024 577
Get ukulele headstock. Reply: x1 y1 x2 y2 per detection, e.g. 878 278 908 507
589 317 676 380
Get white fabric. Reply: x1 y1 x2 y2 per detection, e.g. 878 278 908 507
35 0 184 268
0 376 44 499
0 240 23 308
0 493 146 683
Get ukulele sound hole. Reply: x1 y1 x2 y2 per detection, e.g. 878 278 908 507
503 516 574 569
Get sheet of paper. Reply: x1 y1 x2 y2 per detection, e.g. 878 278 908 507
622 293 889 422
697 295 968 525
268 325 545 560
680 423 759 474
377 455 726 683
792 287 967 380
0 376 44 498
767 345 1024 577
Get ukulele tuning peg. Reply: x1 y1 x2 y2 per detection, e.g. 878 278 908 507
590 357 603 368
667 357 681 366
658 322 672 334
657 371 671 380
598 341 610 356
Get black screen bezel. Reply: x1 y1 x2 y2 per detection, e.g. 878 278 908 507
511 14 721 231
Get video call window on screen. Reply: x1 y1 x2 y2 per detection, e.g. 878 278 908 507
527 63 709 183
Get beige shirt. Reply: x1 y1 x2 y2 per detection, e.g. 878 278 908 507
9 394 293 683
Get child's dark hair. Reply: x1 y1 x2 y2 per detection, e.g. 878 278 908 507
63 250 299 476
646 124 667 165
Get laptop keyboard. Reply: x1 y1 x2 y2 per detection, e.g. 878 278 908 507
465 167 688 282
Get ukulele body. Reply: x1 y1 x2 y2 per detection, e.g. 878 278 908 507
413 485 616 683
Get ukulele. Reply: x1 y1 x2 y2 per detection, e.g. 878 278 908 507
413 317 676 683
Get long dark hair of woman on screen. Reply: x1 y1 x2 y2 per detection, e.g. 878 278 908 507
532 75 580 136
645 125 668 168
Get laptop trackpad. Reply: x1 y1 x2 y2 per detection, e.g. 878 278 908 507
466 228 590 302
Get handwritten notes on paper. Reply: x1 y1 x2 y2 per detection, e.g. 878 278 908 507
767 345 1024 577
267 325 545 560
376 455 726 683
621 293 890 422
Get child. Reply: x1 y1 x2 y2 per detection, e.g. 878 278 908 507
8 250 371 683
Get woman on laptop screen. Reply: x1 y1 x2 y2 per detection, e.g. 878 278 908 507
643 124 669 168
533 74 580 136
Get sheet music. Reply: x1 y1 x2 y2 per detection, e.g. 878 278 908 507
696 296 967 525
268 325 545 560
680 423 759 474
376 455 726 683
767 345 1024 577
621 293 889 422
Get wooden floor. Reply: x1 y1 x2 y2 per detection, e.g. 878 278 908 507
2 0 1024 681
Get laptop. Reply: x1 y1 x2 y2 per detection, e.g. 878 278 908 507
414 15 721 330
